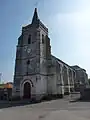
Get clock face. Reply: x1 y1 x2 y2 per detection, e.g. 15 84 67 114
27 48 31 53
24 46 31 54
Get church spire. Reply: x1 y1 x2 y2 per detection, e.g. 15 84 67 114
32 8 39 24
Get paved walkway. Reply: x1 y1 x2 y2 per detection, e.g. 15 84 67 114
0 99 90 120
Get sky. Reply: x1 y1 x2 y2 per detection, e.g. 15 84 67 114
0 0 90 83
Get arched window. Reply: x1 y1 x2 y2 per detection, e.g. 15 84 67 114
42 34 44 44
28 35 31 44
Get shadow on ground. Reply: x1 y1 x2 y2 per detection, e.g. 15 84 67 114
0 95 86 109
0 97 60 109
0 100 42 109
78 99 90 102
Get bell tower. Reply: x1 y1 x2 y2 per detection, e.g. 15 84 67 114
13 8 51 99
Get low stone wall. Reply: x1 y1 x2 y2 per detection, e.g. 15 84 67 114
69 92 80 101
80 88 90 100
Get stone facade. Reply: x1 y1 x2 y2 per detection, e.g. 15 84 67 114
13 8 89 100
71 65 89 91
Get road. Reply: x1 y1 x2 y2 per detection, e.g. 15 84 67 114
0 99 90 120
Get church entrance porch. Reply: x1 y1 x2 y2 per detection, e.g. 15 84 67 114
23 82 31 99
20 78 35 100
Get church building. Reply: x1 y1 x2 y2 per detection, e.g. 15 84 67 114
13 8 89 100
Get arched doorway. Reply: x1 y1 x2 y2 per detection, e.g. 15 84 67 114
23 82 31 99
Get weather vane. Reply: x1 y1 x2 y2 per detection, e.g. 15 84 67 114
34 0 43 8
34 1 38 8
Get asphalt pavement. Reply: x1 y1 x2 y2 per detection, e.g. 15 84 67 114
0 98 90 120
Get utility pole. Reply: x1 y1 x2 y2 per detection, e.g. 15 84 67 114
0 73 2 84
